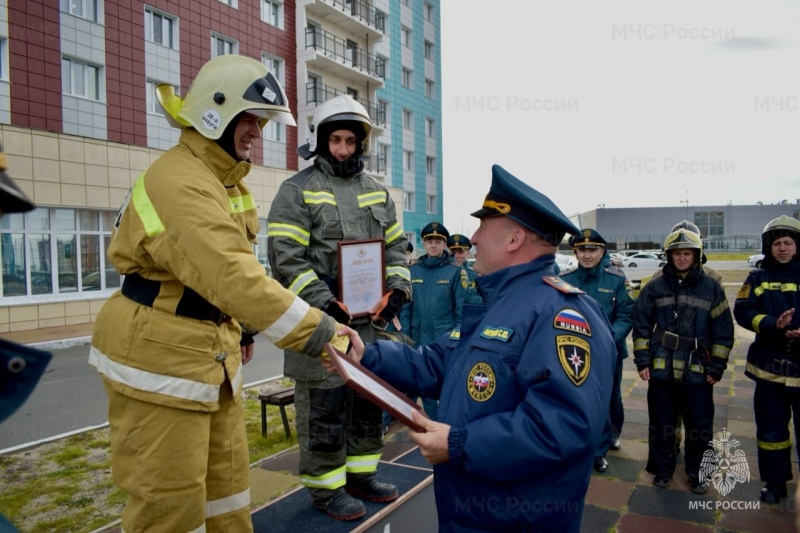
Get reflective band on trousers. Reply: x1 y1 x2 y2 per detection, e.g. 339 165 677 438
346 453 381 473
89 346 220 403
207 487 250 518
300 465 346 489
758 438 792 451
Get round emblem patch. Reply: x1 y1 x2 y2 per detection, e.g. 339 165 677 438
201 109 222 131
467 362 496 402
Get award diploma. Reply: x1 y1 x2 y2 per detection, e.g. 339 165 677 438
337 238 386 317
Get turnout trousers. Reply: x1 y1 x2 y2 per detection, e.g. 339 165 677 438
646 379 714 480
105 381 252 533
753 380 800 484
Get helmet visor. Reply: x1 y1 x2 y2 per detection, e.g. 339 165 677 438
241 72 297 127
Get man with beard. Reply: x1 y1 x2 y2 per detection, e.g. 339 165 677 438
632 228 734 494
734 215 800 504
268 94 411 521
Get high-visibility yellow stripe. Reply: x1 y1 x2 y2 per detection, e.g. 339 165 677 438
710 300 729 318
132 175 166 237
752 314 766 333
746 362 800 387
288 269 319 296
673 359 685 369
346 454 381 474
228 194 255 214
300 465 346 489
268 223 310 247
689 364 705 373
673 370 684 380
653 358 666 369
757 438 792 451
711 344 730 359
754 281 798 297
385 222 403 243
358 191 386 208
303 190 337 206
261 296 311 345
89 346 220 403
633 338 649 351
387 265 410 281
206 488 250 518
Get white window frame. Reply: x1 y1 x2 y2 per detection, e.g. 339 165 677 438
0 38 7 81
61 0 98 22
62 58 101 101
145 80 170 116
211 33 238 58
401 27 411 48
425 118 434 137
262 53 285 142
424 40 433 60
402 109 412 130
425 79 434 99
426 156 435 176
427 195 436 214
403 150 413 171
425 3 433 21
262 0 283 29
402 68 412 89
403 192 414 212
144 7 177 49
218 0 239 8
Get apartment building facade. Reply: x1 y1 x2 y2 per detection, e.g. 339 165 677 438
0 0 441 334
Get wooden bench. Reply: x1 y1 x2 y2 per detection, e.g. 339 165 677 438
258 386 295 439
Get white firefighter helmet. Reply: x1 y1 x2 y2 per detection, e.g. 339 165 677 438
156 55 295 140
298 94 371 160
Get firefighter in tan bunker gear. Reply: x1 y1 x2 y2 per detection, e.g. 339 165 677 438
89 55 351 532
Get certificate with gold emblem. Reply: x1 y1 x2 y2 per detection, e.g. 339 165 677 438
337 238 386 317
325 343 427 432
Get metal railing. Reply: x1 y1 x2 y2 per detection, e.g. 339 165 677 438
305 81 386 125
364 153 387 174
305 27 385 79
329 0 385 32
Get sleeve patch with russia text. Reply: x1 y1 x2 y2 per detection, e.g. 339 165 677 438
557 335 591 386
553 309 592 337
736 284 751 300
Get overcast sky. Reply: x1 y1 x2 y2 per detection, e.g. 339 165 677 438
439 0 800 237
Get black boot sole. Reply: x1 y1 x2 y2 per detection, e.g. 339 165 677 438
346 485 399 503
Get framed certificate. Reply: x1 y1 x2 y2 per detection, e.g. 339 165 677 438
325 343 427 433
337 238 386 317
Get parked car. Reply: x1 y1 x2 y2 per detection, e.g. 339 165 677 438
622 253 667 269
747 253 765 268
609 253 625 267
555 253 578 274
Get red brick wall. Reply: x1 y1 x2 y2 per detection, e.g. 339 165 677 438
8 0 63 132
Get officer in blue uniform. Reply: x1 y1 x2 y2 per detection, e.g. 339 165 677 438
561 229 634 473
344 164 616 532
399 221 470 420
0 145 52 533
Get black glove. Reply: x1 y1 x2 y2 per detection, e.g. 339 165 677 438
240 333 255 347
324 299 352 325
706 367 723 382
370 289 406 322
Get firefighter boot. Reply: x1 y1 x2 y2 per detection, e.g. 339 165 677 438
760 482 787 504
346 473 399 503
312 488 366 521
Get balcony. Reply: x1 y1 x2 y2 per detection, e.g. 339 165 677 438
364 153 387 176
304 27 385 84
306 81 386 126
302 0 385 40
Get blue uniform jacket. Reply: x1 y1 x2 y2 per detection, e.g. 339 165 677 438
362 256 615 532
561 255 634 359
399 253 470 345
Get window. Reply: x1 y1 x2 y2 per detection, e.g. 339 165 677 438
145 8 176 49
425 3 434 21
403 192 414 212
401 27 411 48
403 150 413 170
0 38 7 81
262 0 282 28
1 208 119 297
262 54 285 142
145 80 169 115
62 58 100 100
425 79 435 99
218 0 238 7
402 109 412 129
346 87 359 100
211 34 237 57
425 118 434 137
427 195 436 214
695 212 724 239
401 0 409 5
402 68 412 89
61 0 98 22
424 40 434 60
426 157 435 176
346 39 358 66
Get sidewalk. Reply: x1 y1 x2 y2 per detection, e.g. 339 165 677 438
2 322 94 350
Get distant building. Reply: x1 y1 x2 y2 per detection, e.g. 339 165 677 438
573 204 800 252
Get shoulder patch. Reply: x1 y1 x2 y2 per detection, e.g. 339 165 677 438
604 266 626 278
553 308 592 336
736 283 751 300
449 329 461 340
480 326 513 342
557 335 591 386
460 268 468 289
543 276 584 294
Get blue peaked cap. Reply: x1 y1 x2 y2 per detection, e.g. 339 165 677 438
470 164 579 245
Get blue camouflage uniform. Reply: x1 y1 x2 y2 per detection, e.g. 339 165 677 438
361 164 616 531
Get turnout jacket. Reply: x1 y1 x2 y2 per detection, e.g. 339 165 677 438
399 253 470 345
90 129 339 412
561 257 634 359
632 264 734 384
734 260 800 387
361 257 615 532
268 157 411 381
